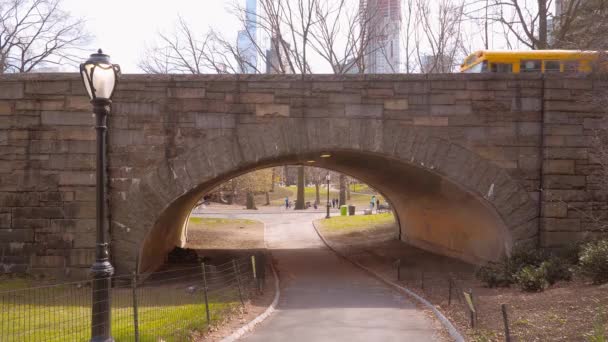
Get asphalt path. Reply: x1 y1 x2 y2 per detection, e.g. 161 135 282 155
196 208 438 342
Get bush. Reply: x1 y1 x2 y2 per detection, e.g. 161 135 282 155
578 239 608 284
540 257 572 285
476 263 511 288
515 265 548 292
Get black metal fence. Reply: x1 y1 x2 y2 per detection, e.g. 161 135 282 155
0 254 266 342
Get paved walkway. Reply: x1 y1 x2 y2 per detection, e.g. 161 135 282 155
197 209 438 342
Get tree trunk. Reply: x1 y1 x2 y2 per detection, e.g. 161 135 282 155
346 178 351 200
246 191 257 210
315 182 320 205
295 166 305 210
271 168 275 192
265 191 270 206
538 0 548 49
339 174 346 206
283 165 290 186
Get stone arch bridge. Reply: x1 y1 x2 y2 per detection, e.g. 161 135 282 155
0 73 605 276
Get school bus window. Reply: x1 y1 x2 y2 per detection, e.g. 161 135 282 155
521 60 541 72
490 63 513 73
544 60 560 73
563 61 579 72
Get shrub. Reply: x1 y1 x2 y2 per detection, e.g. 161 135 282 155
578 239 608 284
540 257 572 285
476 263 511 288
515 265 548 292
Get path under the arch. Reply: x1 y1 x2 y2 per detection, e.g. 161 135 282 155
196 208 440 341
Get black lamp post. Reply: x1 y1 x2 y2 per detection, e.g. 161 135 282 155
325 173 331 219
80 49 120 342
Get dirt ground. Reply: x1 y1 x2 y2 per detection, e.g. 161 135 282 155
186 217 265 250
193 264 277 342
317 221 608 342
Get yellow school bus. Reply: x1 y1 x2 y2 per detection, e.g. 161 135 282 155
460 50 602 73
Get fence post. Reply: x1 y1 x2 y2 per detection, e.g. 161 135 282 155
233 259 244 306
131 271 140 342
448 278 452 306
251 255 257 283
255 252 266 293
396 259 401 281
201 263 211 325
421 271 424 290
501 304 511 342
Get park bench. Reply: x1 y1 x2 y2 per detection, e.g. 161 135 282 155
377 203 391 213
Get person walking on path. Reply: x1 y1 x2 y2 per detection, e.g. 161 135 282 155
370 195 376 211
285 197 289 209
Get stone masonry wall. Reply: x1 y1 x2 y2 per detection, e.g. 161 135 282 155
0 73 605 278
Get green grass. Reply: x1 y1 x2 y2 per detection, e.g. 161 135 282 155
189 217 257 226
317 213 396 231
276 186 384 208
0 283 241 342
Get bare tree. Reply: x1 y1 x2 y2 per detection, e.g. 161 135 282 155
0 0 89 73
415 0 466 73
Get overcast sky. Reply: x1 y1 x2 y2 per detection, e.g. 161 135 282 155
63 0 239 73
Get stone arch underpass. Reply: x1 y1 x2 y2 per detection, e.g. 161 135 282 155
5 73 605 277
113 128 538 274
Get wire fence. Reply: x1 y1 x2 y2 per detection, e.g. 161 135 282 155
0 254 267 342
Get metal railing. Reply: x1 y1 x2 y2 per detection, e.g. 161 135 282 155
0 254 266 342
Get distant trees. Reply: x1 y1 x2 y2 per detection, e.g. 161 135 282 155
0 0 89 73
139 0 387 74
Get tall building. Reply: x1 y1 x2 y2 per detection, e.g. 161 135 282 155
237 0 258 74
361 0 401 73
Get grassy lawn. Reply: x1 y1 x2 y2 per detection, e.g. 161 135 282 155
189 217 257 226
317 213 395 232
273 186 384 208
0 278 242 342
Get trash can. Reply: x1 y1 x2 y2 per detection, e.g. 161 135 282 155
340 205 348 216
348 205 356 216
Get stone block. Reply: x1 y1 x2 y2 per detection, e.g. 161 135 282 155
345 104 383 118
429 94 456 105
0 213 10 228
367 88 394 97
430 104 472 115
413 116 448 126
384 99 409 110
59 172 95 186
0 101 12 115
543 189 590 202
511 97 541 111
0 192 39 207
240 93 274 104
168 87 206 98
25 81 70 94
0 228 34 241
12 207 64 219
543 217 580 231
545 124 582 136
542 202 568 218
255 104 290 117
543 160 575 174
545 148 587 160
544 175 586 189
312 82 343 91
329 93 361 104
57 127 95 141
41 111 94 126
32 255 66 268
16 100 64 111
63 202 95 219
195 114 236 129
69 249 95 266
540 231 584 247
0 83 24 99
65 96 91 111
